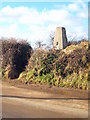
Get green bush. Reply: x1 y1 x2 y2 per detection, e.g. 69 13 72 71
2 38 32 79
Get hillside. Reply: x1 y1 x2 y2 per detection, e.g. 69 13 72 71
18 41 90 90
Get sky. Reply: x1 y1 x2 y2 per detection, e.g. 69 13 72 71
0 1 88 48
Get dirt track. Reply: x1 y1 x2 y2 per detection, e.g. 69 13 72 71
2 80 88 118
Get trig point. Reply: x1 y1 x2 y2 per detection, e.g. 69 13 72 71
53 27 68 49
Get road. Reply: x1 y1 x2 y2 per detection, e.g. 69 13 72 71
1 80 88 118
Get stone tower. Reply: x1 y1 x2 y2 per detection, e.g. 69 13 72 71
53 27 68 49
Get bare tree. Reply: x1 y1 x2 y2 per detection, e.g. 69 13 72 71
49 31 55 46
36 41 42 48
68 33 77 42
35 40 46 49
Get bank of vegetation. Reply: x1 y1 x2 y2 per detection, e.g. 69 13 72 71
1 38 90 90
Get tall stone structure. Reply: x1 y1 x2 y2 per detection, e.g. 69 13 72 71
53 27 68 49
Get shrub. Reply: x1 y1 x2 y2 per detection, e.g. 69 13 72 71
2 38 32 79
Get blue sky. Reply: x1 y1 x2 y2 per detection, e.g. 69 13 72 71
0 1 88 47
1 2 69 10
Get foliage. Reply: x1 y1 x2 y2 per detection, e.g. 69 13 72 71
1 38 32 79
2 38 89 90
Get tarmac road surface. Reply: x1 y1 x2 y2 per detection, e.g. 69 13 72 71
1 80 88 118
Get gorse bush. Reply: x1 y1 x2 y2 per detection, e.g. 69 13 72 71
19 41 89 90
2 38 32 79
